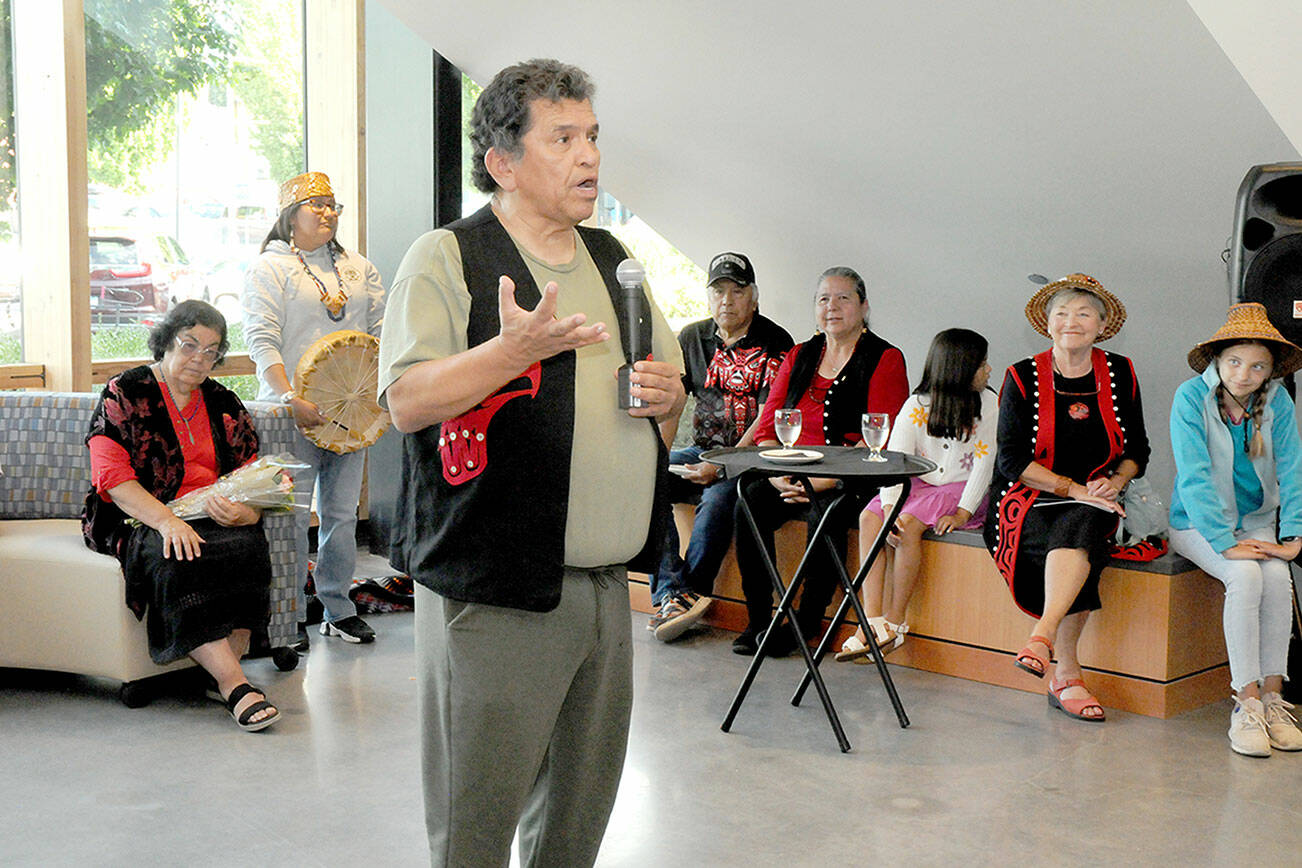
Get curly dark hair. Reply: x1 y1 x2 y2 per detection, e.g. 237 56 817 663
148 299 229 364
469 58 596 194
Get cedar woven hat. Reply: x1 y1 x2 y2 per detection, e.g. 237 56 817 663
1025 273 1126 342
278 171 334 211
1187 302 1302 377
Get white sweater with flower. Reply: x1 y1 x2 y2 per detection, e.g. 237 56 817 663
878 389 998 515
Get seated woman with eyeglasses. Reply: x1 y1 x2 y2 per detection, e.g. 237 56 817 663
82 300 279 732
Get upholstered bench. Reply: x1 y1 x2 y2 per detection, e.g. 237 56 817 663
631 505 1228 718
0 391 301 705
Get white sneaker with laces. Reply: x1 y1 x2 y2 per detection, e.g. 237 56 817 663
1261 692 1302 751
1229 695 1272 757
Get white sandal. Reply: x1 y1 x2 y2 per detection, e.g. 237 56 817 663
835 633 873 663
835 620 907 664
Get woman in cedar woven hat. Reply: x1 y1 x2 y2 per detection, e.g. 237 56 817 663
984 274 1151 722
1169 302 1302 757
241 172 386 646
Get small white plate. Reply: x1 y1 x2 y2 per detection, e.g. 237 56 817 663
759 448 824 464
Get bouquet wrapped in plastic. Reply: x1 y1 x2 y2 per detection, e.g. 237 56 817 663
165 453 311 520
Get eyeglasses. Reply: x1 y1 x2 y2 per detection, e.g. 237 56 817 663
174 336 222 363
302 198 345 215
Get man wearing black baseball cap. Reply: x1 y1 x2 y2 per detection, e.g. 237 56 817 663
648 252 794 640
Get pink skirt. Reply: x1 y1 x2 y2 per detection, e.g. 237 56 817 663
863 479 985 529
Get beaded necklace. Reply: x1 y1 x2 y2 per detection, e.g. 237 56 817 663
155 364 202 445
292 242 348 321
1220 387 1256 454
818 326 865 377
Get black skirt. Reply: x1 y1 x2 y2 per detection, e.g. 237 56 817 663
984 498 1119 618
122 518 272 664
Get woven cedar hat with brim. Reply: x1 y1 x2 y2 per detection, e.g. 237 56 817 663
1187 302 1302 377
1024 273 1126 342
278 171 334 212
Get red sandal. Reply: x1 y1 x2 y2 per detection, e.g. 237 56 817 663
1047 677 1106 722
1014 635 1053 678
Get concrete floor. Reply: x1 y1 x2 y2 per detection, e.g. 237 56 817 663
3 574 1301 866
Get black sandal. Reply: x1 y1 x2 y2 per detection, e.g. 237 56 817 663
204 675 262 704
225 683 280 732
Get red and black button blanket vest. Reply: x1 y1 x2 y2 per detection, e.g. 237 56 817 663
391 204 669 612
990 348 1125 594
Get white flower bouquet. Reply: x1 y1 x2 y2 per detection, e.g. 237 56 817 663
165 453 311 520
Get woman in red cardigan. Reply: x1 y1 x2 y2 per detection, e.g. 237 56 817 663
732 266 909 656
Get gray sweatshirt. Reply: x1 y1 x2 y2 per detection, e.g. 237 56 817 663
242 240 386 402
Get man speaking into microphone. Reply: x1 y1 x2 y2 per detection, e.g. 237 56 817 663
378 59 685 867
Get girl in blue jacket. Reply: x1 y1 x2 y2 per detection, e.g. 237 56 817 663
1169 303 1302 757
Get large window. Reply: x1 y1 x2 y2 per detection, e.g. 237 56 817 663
83 0 304 377
599 196 707 331
459 73 707 329
0 0 18 365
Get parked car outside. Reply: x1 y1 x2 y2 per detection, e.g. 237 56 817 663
88 231 214 323
89 235 171 324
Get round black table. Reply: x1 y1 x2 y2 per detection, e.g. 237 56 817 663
701 445 937 752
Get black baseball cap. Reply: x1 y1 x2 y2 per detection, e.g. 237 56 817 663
707 252 756 287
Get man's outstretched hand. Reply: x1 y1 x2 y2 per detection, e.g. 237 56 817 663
497 276 609 368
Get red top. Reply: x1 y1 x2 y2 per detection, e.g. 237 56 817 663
754 345 909 446
89 388 220 501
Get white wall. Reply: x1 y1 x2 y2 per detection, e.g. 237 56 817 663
373 0 1302 497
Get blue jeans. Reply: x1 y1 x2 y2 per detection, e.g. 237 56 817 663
291 434 366 622
650 445 739 605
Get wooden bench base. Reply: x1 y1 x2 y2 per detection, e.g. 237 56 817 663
631 504 1229 719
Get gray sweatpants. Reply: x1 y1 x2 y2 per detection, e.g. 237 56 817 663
416 567 633 868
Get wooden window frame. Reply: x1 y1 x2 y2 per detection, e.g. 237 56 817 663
0 0 365 392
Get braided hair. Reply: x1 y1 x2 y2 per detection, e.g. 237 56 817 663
1213 339 1277 457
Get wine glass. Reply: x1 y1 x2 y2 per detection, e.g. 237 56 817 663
862 413 890 462
774 409 802 453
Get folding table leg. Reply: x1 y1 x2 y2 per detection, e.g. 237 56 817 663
792 482 912 728
721 478 852 752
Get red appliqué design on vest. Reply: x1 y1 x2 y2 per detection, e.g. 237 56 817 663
704 345 777 438
1068 402 1089 420
440 363 541 485
994 484 1037 583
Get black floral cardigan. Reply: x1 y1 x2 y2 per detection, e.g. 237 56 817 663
81 365 259 613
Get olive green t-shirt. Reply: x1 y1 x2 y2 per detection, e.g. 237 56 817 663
378 226 683 567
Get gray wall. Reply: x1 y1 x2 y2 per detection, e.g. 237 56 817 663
374 0 1302 499
363 1 435 554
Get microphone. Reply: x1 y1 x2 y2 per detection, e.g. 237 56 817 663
615 257 646 409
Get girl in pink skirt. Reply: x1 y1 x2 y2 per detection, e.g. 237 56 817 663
837 328 998 662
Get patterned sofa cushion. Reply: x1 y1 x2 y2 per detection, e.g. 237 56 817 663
0 391 298 519
0 393 98 520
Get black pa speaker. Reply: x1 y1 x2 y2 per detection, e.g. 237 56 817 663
1229 163 1302 345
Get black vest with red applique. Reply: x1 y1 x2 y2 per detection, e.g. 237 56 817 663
392 204 669 612
783 330 893 445
987 348 1133 585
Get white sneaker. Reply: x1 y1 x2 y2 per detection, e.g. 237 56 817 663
1261 693 1302 751
1228 696 1272 757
